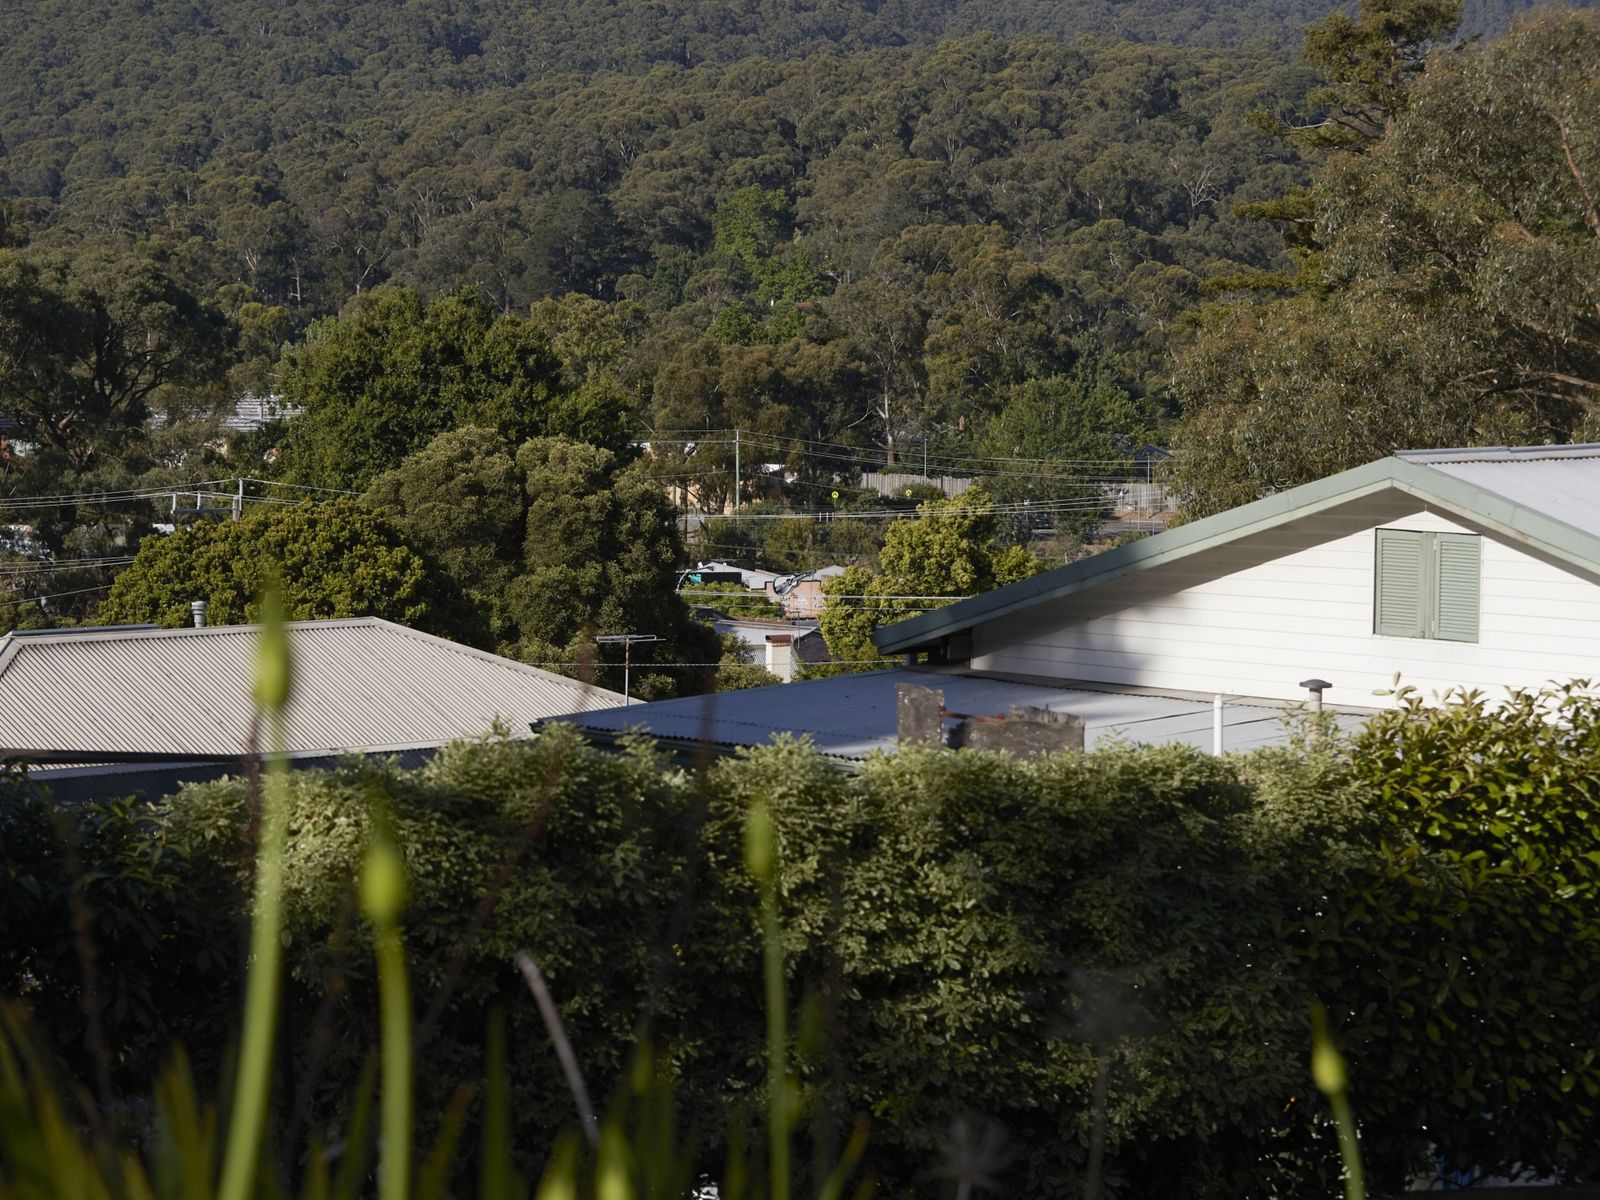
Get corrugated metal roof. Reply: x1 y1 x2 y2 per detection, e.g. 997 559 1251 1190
1399 446 1600 540
553 668 1369 759
0 618 623 761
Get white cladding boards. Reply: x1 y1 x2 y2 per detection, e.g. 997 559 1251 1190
969 499 1600 708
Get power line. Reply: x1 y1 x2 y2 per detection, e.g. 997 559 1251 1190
244 478 360 496
0 583 114 608
645 429 1149 470
684 497 1111 521
0 556 137 574
679 589 970 601
0 483 237 511
646 428 1142 465
0 480 310 512
0 478 235 504
0 475 364 513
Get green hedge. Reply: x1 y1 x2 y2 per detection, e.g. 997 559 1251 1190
4 687 1599 1195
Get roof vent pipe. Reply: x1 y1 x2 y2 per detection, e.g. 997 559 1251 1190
191 600 208 629
1299 677 1331 713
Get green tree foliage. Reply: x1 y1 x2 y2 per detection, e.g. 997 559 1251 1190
712 633 784 691
0 786 235 1097
368 428 721 696
1326 679 1600 1181
976 350 1155 541
0 248 230 468
98 499 464 635
3 26 1326 424
0 592 51 636
818 488 1043 664
1172 9 1600 516
691 506 883 576
280 288 613 489
1171 291 1536 514
157 727 693 1176
685 581 786 619
1292 0 1463 148
1318 8 1600 414
0 198 34 248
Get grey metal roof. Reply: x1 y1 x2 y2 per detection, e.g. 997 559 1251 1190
1397 444 1600 540
877 446 1600 655
552 668 1368 760
714 615 819 645
0 617 623 764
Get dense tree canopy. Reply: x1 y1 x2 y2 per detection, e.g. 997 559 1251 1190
3 13 1326 587
0 248 230 468
3 0 1594 630
368 429 721 697
98 499 465 635
3 27 1324 409
280 289 621 489
976 349 1156 539
1171 7 1600 515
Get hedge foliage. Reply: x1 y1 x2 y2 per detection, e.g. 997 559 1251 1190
4 686 1599 1195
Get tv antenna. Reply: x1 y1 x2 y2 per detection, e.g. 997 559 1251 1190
595 633 661 706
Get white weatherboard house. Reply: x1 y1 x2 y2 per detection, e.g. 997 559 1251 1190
558 445 1600 761
879 445 1600 711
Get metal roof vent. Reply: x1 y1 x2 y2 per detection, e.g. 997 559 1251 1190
190 600 208 629
1299 677 1331 712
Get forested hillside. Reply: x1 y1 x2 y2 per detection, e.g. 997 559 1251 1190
3 35 1311 323
0 28 1318 526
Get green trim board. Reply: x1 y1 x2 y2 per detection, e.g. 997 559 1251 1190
873 453 1600 655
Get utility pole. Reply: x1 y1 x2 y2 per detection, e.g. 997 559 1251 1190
595 634 661 706
733 428 740 513
233 478 244 521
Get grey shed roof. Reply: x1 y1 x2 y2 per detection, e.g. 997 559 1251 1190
877 443 1600 655
551 667 1368 761
0 617 623 765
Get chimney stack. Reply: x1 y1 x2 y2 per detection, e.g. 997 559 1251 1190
191 600 208 628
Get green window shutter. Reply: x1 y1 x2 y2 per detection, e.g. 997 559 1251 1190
1375 529 1427 638
1433 532 1481 642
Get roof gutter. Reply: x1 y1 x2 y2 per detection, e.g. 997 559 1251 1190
3 748 239 766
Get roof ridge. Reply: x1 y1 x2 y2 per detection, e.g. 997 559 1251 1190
1397 443 1600 463
3 616 381 645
